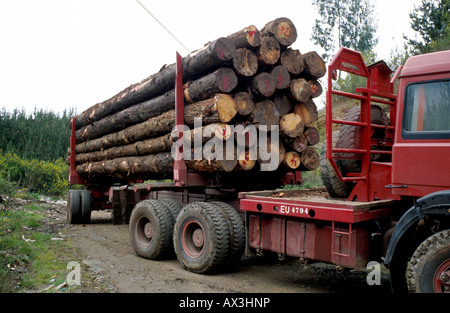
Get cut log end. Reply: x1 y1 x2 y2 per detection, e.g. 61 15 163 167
234 92 255 116
262 17 298 47
300 146 320 171
290 78 313 103
280 113 304 138
238 150 257 171
258 36 281 66
280 48 305 75
283 151 301 169
303 51 326 79
214 94 238 123
233 48 259 77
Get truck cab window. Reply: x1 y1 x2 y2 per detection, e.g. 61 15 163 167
403 80 450 138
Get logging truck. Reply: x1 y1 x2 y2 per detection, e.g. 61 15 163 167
66 18 450 293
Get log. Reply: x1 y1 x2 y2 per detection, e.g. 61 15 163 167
232 48 259 77
303 51 326 79
75 125 221 164
76 152 174 180
271 65 290 90
304 126 320 146
186 158 238 173
75 94 237 154
273 93 293 116
72 37 236 129
283 151 301 169
290 78 313 102
286 134 308 153
280 48 305 75
280 113 304 138
75 68 238 142
293 99 318 126
261 17 298 48
234 122 258 149
309 79 323 98
300 146 320 171
257 36 281 66
227 25 262 49
184 68 238 103
251 72 276 98
250 100 280 127
258 138 285 170
234 92 254 116
237 150 257 171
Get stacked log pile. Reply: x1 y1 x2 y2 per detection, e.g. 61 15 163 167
70 17 324 182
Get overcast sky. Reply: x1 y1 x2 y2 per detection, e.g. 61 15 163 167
0 0 422 115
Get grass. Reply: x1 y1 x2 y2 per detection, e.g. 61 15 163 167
0 201 76 292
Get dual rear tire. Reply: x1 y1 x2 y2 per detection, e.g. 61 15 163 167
129 200 245 274
67 190 91 224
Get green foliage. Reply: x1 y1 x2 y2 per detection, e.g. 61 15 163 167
405 0 450 54
0 152 68 196
0 107 74 162
311 0 378 61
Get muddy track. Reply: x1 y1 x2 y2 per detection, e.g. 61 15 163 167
63 209 392 294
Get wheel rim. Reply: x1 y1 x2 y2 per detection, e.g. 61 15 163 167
434 259 450 293
181 219 205 258
136 216 153 248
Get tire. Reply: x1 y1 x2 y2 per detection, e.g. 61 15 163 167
80 190 91 224
67 190 81 224
319 140 349 198
174 202 230 274
158 199 184 222
129 200 174 260
336 105 389 174
209 201 245 267
407 229 450 293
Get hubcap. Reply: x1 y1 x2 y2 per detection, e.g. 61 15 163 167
181 219 206 258
434 259 450 293
136 216 153 248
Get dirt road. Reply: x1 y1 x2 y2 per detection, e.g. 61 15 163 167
62 209 392 294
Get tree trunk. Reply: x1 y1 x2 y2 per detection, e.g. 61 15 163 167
251 72 276 98
234 92 254 116
71 37 236 130
250 100 280 127
273 93 293 117
184 68 238 103
309 79 323 98
76 152 174 180
280 48 305 75
280 113 304 138
185 158 237 173
232 48 259 77
290 78 314 102
257 36 281 66
283 151 301 169
261 17 298 48
304 126 320 146
285 134 308 153
227 25 262 49
303 51 327 79
75 94 237 154
271 65 290 90
300 146 320 171
293 99 318 126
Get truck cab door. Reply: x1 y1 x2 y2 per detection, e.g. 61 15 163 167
392 78 450 197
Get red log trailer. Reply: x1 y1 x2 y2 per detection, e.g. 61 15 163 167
67 48 450 293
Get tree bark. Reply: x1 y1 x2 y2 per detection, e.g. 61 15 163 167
71 37 236 130
300 146 320 171
75 94 237 153
290 78 313 102
184 68 238 103
261 17 298 48
280 48 304 75
293 99 318 126
250 100 280 127
76 152 174 180
185 158 237 172
227 25 262 49
271 65 290 90
232 48 259 77
257 36 281 66
280 113 304 138
234 92 254 116
303 51 327 79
